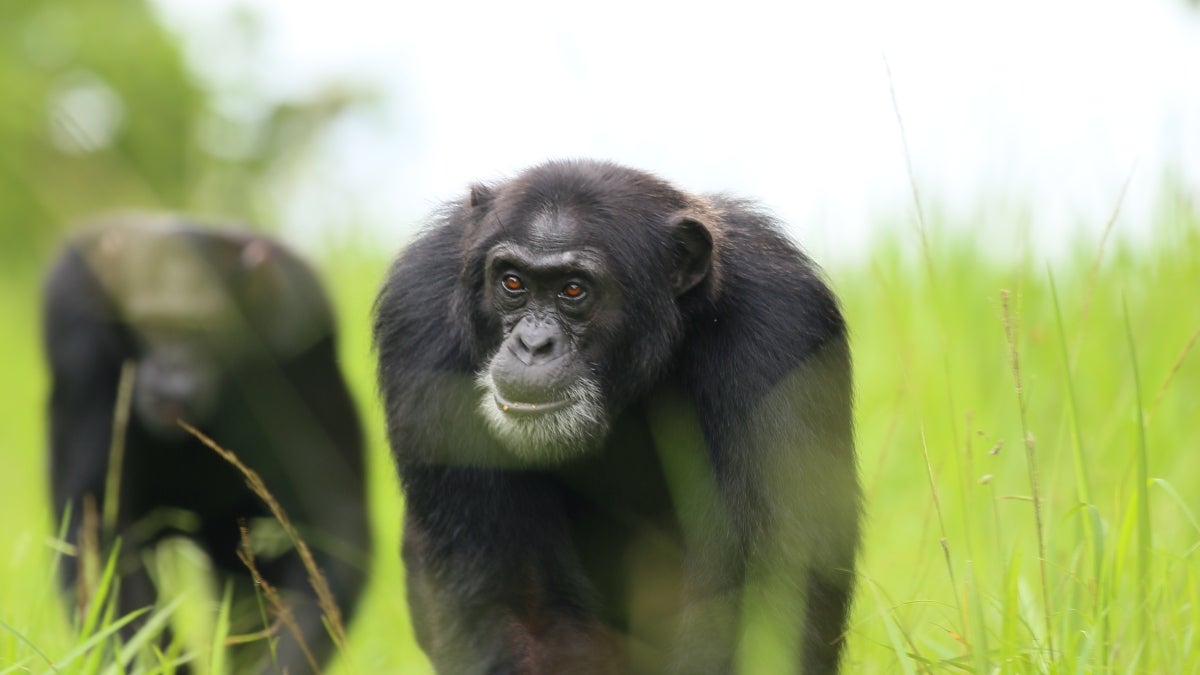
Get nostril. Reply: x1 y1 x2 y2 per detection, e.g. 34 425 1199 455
531 337 555 357
514 334 532 356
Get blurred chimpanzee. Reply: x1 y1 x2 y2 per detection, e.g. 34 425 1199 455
43 215 370 673
374 160 860 674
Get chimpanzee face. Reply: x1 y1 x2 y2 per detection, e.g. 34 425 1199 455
474 235 620 462
469 203 712 463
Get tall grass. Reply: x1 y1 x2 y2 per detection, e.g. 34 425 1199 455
1 201 1197 672
842 194 1200 671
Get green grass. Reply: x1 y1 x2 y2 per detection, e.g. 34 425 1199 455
840 196 1200 671
1 202 1198 672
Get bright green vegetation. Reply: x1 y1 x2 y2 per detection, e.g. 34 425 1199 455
1 203 1197 672
841 199 1200 672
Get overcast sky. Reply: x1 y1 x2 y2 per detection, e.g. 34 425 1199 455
153 0 1200 261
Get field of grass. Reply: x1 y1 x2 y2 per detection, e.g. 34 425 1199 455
1 198 1197 672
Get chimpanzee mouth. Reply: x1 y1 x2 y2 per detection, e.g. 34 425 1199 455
476 372 607 462
491 393 574 416
156 402 185 423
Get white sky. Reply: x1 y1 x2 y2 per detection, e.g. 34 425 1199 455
153 0 1200 261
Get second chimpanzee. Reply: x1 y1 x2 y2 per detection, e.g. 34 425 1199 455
44 215 370 673
375 160 859 674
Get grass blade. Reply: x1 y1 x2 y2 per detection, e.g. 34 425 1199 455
1150 478 1200 536
0 618 57 673
965 561 990 673
44 607 149 672
209 582 233 675
1121 297 1152 661
79 540 122 640
104 597 184 675
867 579 919 675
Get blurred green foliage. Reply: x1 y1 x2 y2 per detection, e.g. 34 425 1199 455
0 0 363 276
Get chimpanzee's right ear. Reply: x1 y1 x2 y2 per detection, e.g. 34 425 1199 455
667 211 714 297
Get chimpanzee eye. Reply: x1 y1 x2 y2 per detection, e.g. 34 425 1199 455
561 282 585 299
501 274 524 293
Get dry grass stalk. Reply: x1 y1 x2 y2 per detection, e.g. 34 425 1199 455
1076 165 1134 334
999 289 1054 658
236 522 320 673
920 427 968 642
102 360 137 537
78 494 101 615
177 420 347 653
1146 324 1200 423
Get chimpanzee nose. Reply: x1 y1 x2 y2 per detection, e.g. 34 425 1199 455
510 320 563 366
155 371 200 404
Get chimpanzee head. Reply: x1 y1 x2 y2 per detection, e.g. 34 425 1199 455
81 219 331 438
455 161 722 462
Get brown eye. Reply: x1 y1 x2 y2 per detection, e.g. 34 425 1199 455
501 274 524 292
561 282 585 299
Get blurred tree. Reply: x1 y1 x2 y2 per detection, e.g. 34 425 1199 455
0 0 366 276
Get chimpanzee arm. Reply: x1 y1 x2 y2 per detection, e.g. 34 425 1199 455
43 247 126 546
665 311 858 674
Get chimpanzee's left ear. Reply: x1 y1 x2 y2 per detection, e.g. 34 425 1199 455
668 212 714 296
468 183 494 209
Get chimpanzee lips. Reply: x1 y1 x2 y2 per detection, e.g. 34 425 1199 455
491 392 573 416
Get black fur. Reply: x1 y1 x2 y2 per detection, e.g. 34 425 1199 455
43 216 370 673
375 160 859 674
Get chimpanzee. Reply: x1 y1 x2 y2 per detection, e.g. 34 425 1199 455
43 215 370 673
374 160 860 674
